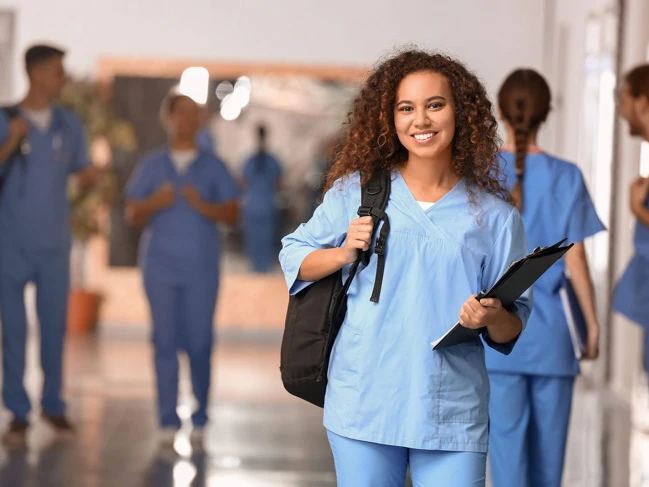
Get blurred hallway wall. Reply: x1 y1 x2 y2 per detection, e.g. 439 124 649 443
6 0 546 103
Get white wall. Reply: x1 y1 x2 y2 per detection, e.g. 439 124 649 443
0 9 14 102
4 0 546 101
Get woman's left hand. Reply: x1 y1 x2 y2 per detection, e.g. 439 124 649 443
459 295 507 329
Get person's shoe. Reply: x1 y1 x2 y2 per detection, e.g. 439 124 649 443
158 427 178 447
42 414 76 438
2 418 29 447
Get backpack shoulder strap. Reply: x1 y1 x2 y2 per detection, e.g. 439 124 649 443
358 171 391 303
0 105 25 198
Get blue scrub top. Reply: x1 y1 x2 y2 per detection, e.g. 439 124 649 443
242 153 282 216
196 129 216 155
126 149 240 284
0 106 90 252
485 151 605 377
279 171 532 453
613 195 649 329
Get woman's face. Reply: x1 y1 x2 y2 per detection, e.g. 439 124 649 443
394 71 455 161
168 96 201 139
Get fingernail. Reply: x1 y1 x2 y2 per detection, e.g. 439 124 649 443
480 300 487 305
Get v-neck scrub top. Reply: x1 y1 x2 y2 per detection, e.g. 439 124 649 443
279 170 532 453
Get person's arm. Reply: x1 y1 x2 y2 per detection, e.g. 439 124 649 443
66 112 100 187
125 183 175 228
297 216 373 281
634 206 649 229
559 166 606 359
565 243 600 359
0 117 29 165
631 177 649 229
181 185 239 225
279 176 355 295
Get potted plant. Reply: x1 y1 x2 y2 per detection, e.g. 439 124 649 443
58 79 137 333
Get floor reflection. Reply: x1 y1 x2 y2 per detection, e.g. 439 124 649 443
0 328 641 486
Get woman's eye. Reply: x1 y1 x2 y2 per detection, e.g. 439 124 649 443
399 106 413 112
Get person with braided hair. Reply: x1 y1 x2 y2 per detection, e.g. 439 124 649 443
484 69 605 487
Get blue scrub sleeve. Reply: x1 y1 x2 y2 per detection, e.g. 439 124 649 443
125 157 156 200
70 116 91 173
0 112 8 177
270 155 283 180
566 169 605 243
481 207 533 354
210 158 241 202
279 178 352 295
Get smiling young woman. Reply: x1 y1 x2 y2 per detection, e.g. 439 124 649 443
279 49 531 487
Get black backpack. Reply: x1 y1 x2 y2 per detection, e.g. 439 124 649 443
280 171 391 407
0 106 25 199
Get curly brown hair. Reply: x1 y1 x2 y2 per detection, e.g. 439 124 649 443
325 49 510 205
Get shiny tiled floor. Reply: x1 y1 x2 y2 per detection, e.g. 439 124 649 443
0 324 644 486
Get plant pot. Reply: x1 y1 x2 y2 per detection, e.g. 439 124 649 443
67 289 102 334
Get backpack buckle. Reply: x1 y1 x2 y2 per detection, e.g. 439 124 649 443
357 206 372 217
374 236 386 255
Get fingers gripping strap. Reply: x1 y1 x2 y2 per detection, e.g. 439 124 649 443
356 171 391 302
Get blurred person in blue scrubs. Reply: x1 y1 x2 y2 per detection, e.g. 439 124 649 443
485 69 605 487
0 44 97 445
241 124 282 273
613 64 649 377
280 50 532 487
125 92 240 446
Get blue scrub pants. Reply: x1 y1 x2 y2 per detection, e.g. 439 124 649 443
644 331 649 377
326 430 487 487
144 275 218 428
0 245 69 420
242 211 277 273
488 373 575 487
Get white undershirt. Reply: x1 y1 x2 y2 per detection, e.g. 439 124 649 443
170 149 197 174
417 201 436 211
22 107 53 132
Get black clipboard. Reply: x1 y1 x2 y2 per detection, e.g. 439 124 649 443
431 238 574 351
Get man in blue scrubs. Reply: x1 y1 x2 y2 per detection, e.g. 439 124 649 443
613 64 649 376
0 44 95 444
241 125 283 273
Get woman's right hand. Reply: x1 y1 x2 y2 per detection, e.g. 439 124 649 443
151 183 175 209
340 216 374 264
